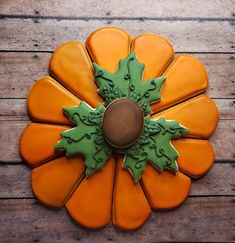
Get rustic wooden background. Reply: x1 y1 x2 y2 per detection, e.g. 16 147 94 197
0 0 235 242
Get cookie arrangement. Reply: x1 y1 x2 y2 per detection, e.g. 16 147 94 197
20 27 219 231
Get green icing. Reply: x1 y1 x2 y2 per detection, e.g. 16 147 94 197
54 51 189 182
54 102 113 177
93 51 165 114
123 117 188 182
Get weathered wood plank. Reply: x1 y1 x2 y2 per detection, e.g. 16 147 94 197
1 0 235 19
190 163 235 196
1 18 234 52
0 163 234 198
0 120 234 163
214 99 235 119
0 52 234 99
0 197 234 242
0 98 234 121
0 2 233 242
0 164 32 198
200 54 235 99
0 99 28 121
210 120 235 161
0 52 50 99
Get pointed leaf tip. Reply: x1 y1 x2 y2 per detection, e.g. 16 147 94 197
134 175 141 183
86 168 93 177
54 139 63 150
54 143 59 150
156 76 166 84
92 62 98 68
183 127 189 134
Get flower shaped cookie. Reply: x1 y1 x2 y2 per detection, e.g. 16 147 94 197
20 27 219 231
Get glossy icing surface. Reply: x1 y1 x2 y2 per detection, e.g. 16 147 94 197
20 123 70 166
54 102 112 177
93 51 165 114
49 42 103 107
172 138 214 178
123 116 188 182
112 157 151 230
132 33 174 80
141 164 191 210
32 156 85 208
153 95 219 138
86 27 131 72
152 54 208 113
27 76 80 125
102 98 144 148
66 158 115 229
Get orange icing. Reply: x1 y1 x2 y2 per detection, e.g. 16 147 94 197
112 156 151 230
86 27 131 72
141 165 191 210
49 42 103 107
66 158 115 229
27 76 80 125
152 94 219 138
172 138 214 178
32 156 85 208
131 33 174 79
20 123 70 166
152 54 208 113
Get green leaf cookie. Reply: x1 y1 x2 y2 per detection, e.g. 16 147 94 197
124 117 188 182
93 51 165 114
54 102 113 177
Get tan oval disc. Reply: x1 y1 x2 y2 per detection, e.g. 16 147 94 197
102 99 144 148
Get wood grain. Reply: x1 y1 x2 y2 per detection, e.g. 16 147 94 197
1 0 235 19
0 52 234 99
1 18 235 52
0 163 234 198
0 1 234 241
0 120 234 163
0 197 234 242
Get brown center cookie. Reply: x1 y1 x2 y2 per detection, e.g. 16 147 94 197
102 98 144 148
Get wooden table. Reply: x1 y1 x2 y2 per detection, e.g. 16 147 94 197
0 1 234 242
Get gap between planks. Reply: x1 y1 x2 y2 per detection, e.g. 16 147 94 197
0 117 234 163
1 50 235 54
1 15 235 22
0 52 234 99
1 18 234 52
0 163 234 198
0 197 234 242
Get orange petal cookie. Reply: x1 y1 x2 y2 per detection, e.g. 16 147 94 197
32 156 85 208
152 54 208 113
152 94 219 138
141 164 191 210
49 42 103 107
27 76 80 125
112 156 151 231
20 123 70 167
66 157 115 229
132 34 174 80
86 27 131 72
172 138 214 178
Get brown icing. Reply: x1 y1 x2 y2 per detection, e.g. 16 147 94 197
102 99 144 148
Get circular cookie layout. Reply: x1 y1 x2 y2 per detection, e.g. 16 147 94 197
102 98 144 148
